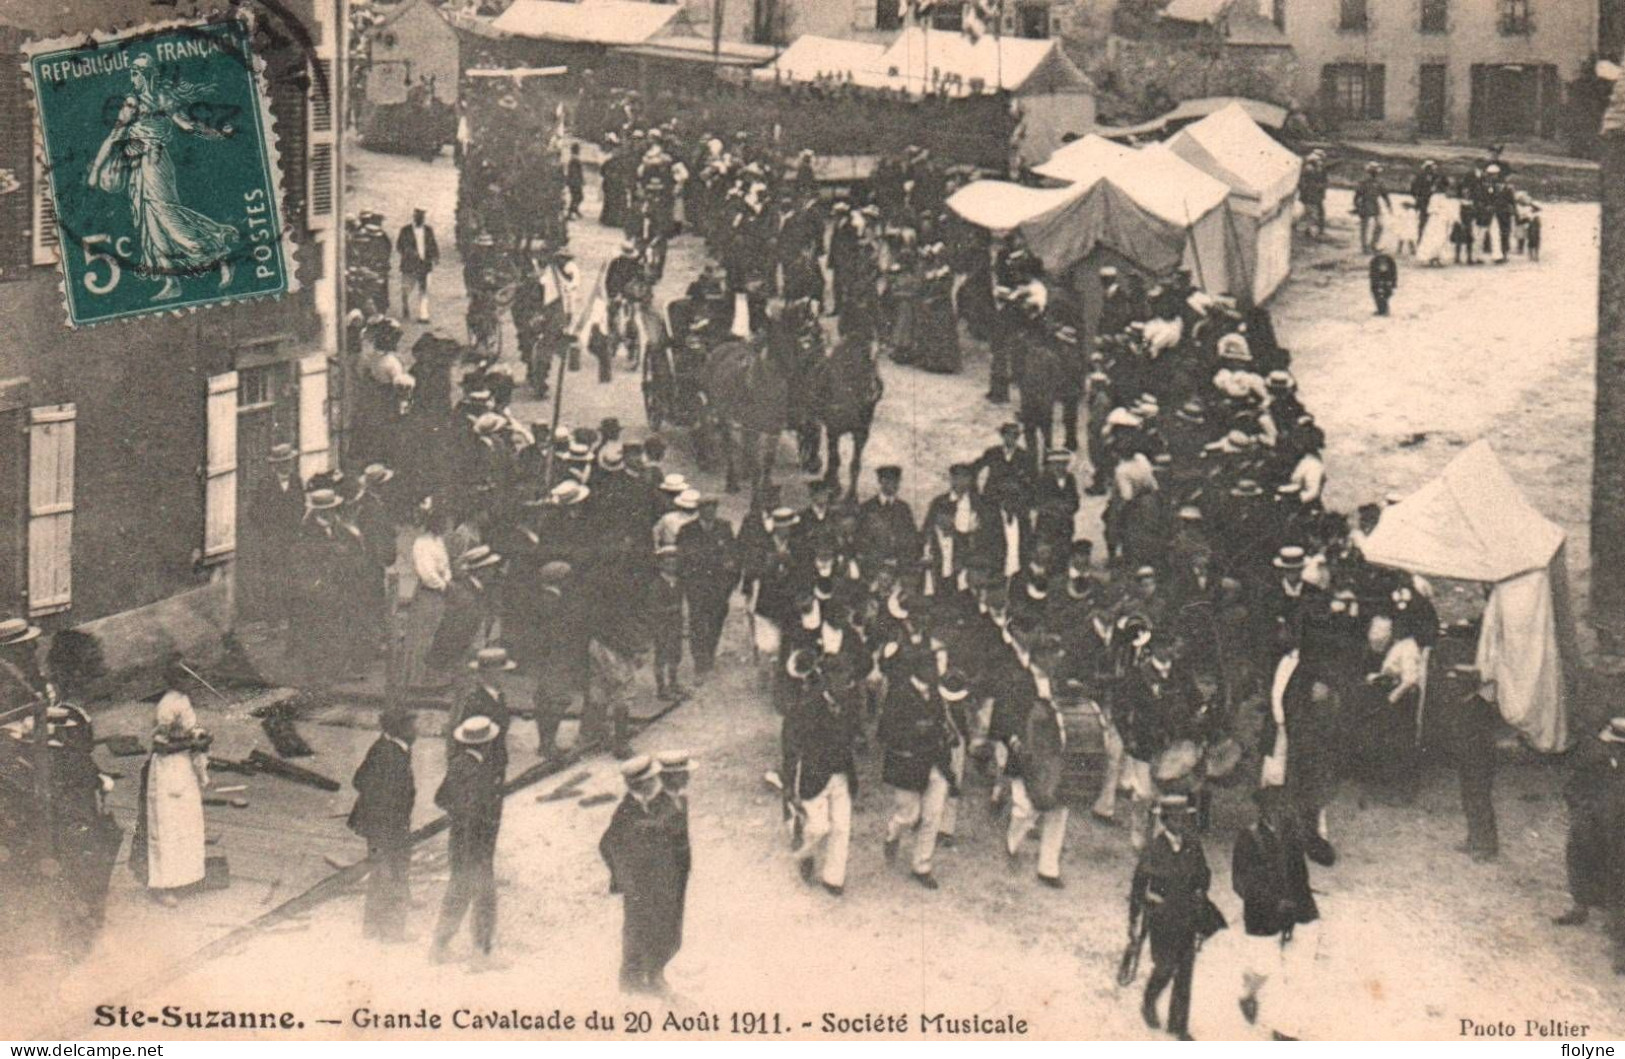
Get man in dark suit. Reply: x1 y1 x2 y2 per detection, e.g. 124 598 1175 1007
1130 794 1222 1040
975 423 1032 505
452 648 515 775
566 143 585 220
856 465 918 571
395 208 440 323
349 708 417 942
247 443 305 628
429 715 505 966
1231 785 1319 1037
600 756 685 994
677 498 737 680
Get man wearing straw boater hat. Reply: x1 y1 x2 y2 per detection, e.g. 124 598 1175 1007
1553 714 1625 974
429 714 505 966
600 755 685 994
453 648 515 774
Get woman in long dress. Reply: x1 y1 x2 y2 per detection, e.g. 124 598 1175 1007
88 54 239 301
133 664 210 906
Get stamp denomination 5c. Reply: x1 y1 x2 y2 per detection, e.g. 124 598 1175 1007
26 17 293 327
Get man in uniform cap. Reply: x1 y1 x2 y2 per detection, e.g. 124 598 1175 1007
430 715 505 966
677 498 738 680
349 708 418 942
785 657 859 896
600 756 685 994
856 465 918 572
396 208 440 323
454 648 516 774
654 750 694 947
648 546 688 703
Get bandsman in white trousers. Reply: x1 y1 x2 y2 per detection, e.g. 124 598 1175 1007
879 656 953 889
1005 643 1070 888
783 650 858 896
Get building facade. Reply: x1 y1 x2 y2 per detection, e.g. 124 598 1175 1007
0 0 346 689
1279 0 1596 140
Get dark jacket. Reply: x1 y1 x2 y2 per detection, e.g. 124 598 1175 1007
785 688 859 799
395 223 440 276
677 517 739 602
435 745 502 859
348 735 415 847
1231 820 1319 936
1131 832 1222 955
879 677 950 793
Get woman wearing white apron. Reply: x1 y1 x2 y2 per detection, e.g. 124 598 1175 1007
137 664 210 905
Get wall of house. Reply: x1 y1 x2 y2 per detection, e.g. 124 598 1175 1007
369 1 461 104
1103 35 1299 113
0 0 340 678
1282 0 1595 139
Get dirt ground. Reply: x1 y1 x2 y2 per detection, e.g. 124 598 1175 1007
36 145 1623 1042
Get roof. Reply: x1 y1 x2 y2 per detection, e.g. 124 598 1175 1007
1096 95 1289 141
490 0 680 45
1362 441 1566 583
1224 10 1289 46
751 34 889 83
875 26 1092 97
370 0 455 36
1166 102 1299 208
620 35 779 67
1161 0 1232 22
1032 135 1230 226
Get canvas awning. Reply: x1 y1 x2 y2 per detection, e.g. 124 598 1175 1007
1362 441 1565 583
1033 136 1232 227
1166 103 1299 211
944 180 1083 232
490 0 679 45
873 26 1093 97
750 35 889 83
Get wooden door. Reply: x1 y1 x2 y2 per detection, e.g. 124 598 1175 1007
1417 64 1447 137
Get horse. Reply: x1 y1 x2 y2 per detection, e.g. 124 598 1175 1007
801 335 884 500
701 336 791 504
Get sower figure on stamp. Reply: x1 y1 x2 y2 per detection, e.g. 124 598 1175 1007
430 716 505 967
600 756 686 995
349 708 417 943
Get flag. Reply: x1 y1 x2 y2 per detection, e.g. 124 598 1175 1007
964 0 1000 41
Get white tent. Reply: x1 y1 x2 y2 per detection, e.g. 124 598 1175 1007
1362 441 1577 752
1166 103 1299 303
490 0 679 45
750 35 889 85
943 180 1082 232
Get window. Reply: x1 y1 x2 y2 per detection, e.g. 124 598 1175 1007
1498 0 1532 35
1339 0 1368 31
298 354 331 483
306 56 335 229
1321 63 1386 120
27 404 74 616
1421 0 1447 32
205 373 239 562
876 0 903 30
931 1 965 31
1016 2 1050 39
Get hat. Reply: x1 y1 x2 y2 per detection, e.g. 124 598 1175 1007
0 619 41 646
786 647 820 680
1045 449 1073 465
656 749 695 773
876 464 903 481
469 647 517 671
1230 479 1263 498
466 547 504 571
949 462 975 478
1266 370 1296 392
1365 161 1381 173
1098 265 1119 279
620 754 662 785
598 443 625 471
674 489 700 511
453 716 501 744
305 488 342 511
551 480 591 505
1134 565 1157 580
564 442 593 463
1177 505 1203 522
1602 717 1625 743
655 544 680 558
938 670 970 702
268 443 298 464
660 473 689 494
363 462 394 485
771 506 799 529
554 426 573 445
460 544 495 565
1217 334 1252 362
1273 545 1307 570
1154 792 1194 813
1175 399 1206 423
540 561 573 584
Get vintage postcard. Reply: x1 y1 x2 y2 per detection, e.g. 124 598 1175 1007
25 15 293 326
1 0 1623 1045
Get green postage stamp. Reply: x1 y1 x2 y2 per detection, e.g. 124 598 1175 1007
26 17 295 326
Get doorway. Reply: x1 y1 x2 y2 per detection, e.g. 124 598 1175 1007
1417 63 1447 137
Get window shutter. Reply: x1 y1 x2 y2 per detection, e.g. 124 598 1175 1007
307 55 337 230
27 404 74 616
205 372 240 561
298 353 331 482
853 0 879 29
31 150 58 266
1366 64 1386 120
